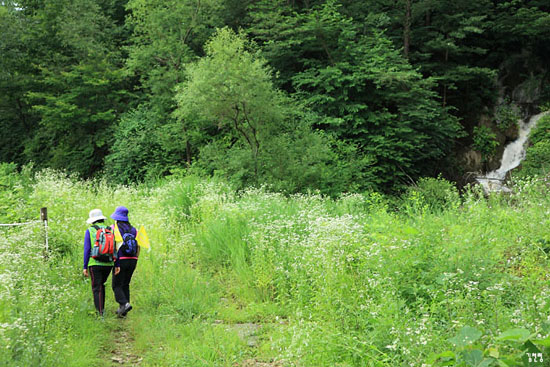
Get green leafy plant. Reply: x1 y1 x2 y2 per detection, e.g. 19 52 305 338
519 114 550 177
473 126 499 160
403 176 461 214
495 100 520 132
519 141 550 177
430 326 547 366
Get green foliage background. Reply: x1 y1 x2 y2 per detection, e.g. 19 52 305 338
1 0 549 192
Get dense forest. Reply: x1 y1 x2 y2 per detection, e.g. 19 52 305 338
1 0 550 194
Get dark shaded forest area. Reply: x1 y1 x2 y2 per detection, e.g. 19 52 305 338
1 0 549 194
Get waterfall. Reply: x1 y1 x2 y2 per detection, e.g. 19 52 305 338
477 111 548 192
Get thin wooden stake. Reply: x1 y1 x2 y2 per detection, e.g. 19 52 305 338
41 207 49 258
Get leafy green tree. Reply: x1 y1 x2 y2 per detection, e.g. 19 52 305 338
125 0 224 115
489 1 550 102
105 106 187 183
491 1 550 45
16 0 132 177
26 59 129 176
250 1 462 190
0 3 39 165
119 0 226 178
174 28 286 181
174 28 348 193
1 0 549 189
246 0 303 90
407 0 497 118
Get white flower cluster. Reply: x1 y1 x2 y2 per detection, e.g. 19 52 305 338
0 224 78 365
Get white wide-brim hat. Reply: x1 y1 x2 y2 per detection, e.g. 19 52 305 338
87 209 107 224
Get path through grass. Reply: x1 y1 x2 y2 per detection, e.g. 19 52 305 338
109 320 142 366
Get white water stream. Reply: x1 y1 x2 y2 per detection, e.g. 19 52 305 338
477 111 548 192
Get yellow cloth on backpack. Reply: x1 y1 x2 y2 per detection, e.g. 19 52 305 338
113 223 123 242
136 226 150 249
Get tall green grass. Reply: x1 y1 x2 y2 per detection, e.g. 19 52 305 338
1 166 550 366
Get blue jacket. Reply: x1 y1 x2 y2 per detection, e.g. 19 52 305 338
114 226 139 267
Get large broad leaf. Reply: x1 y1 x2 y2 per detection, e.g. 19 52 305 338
487 347 499 359
462 349 483 366
461 349 496 367
532 335 550 347
402 226 419 235
477 359 494 367
497 357 516 367
449 326 482 348
495 328 531 342
427 350 455 365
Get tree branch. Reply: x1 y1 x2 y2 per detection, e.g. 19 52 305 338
232 104 254 151
241 102 260 156
182 0 201 46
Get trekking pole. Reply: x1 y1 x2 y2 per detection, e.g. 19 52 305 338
41 207 49 259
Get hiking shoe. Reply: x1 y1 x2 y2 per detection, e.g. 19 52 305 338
115 304 127 318
121 302 132 316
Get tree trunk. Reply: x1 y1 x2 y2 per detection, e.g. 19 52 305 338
425 10 431 26
185 141 192 166
443 48 448 107
404 0 411 58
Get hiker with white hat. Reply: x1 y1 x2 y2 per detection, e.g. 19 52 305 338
83 208 116 317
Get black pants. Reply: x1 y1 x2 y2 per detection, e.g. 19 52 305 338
112 259 137 306
89 265 112 315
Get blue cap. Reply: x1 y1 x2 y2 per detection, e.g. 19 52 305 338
110 206 129 222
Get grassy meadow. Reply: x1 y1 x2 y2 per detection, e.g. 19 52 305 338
1 167 550 366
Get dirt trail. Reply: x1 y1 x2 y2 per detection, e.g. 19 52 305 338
216 321 284 367
109 322 142 366
105 316 283 366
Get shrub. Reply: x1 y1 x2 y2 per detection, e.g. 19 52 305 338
495 100 520 131
104 106 186 184
403 176 460 213
519 140 550 177
527 113 550 145
0 163 35 222
519 113 550 177
473 126 499 161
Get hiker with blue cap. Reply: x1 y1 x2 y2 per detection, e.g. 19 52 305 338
83 209 116 317
110 206 139 317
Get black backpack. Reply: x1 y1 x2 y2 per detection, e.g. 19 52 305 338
120 231 138 257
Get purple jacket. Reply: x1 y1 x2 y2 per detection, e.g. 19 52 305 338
83 229 92 269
